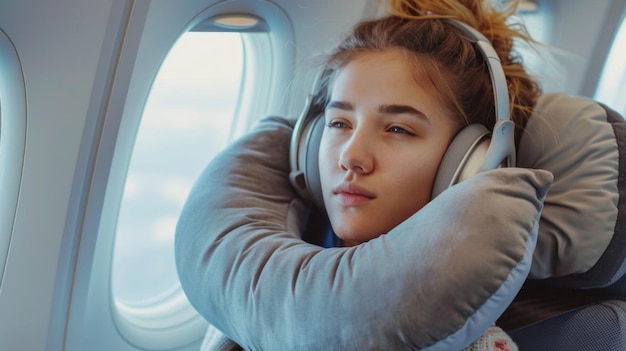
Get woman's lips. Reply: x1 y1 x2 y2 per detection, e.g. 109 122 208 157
333 183 375 206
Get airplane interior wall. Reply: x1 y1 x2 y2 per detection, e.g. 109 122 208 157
0 0 623 350
541 0 620 97
0 0 119 350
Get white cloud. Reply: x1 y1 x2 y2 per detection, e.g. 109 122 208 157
151 216 179 244
161 177 193 205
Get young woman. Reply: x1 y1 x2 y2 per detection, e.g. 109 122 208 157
313 0 540 349
198 0 541 349
316 0 539 247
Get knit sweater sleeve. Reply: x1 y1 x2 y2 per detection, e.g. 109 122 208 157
463 325 518 351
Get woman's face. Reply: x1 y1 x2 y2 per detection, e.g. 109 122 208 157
319 50 459 245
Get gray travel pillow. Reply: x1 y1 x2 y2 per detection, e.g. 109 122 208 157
175 115 552 350
518 93 622 288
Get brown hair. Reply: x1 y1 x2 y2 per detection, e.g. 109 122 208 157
313 0 541 145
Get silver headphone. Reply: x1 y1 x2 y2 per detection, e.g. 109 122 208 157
289 18 516 210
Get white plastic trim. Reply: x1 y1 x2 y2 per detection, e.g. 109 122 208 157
113 284 209 350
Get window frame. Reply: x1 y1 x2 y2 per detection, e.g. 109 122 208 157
61 1 295 350
110 29 248 348
585 0 626 99
0 29 26 289
593 5 626 114
110 29 246 308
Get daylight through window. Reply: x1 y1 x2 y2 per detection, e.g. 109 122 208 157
112 32 244 306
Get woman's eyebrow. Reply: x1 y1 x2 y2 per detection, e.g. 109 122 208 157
326 100 354 111
379 104 429 121
326 101 431 125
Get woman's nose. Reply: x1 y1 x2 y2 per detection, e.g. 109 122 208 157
338 129 374 174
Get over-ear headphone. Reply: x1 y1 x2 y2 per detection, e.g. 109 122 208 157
289 18 516 210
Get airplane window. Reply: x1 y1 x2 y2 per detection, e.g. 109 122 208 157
594 15 626 116
512 5 555 91
0 30 26 288
112 31 243 307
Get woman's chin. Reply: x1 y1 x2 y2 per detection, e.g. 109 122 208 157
342 239 361 247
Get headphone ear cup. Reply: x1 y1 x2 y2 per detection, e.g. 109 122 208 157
301 115 326 209
290 111 326 210
431 124 491 199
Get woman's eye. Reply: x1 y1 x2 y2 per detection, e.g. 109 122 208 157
388 126 415 136
326 120 348 129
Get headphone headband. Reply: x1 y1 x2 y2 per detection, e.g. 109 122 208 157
445 20 510 123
